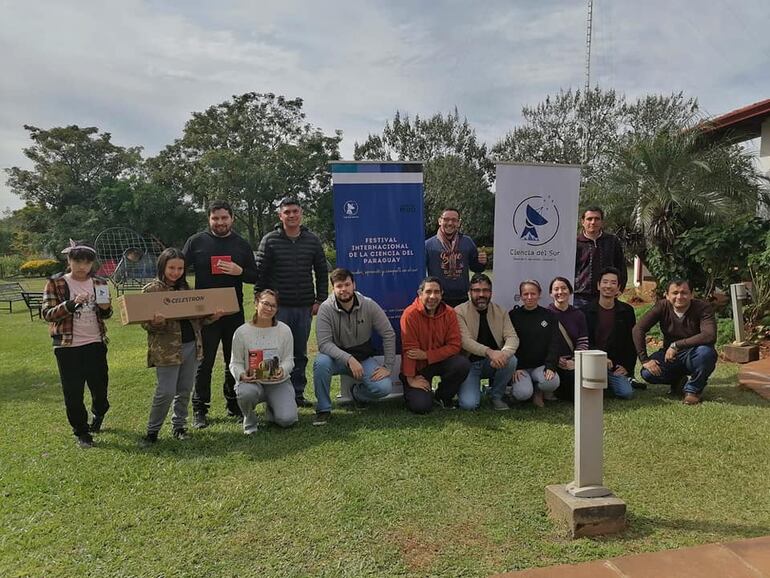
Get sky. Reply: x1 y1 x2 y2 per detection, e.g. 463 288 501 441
2 0 769 211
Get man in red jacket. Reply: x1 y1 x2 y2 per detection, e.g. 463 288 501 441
400 277 470 413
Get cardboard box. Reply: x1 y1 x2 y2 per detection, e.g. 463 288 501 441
117 287 240 325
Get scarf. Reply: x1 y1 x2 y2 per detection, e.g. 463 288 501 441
437 228 461 278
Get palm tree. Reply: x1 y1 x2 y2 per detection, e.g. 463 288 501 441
590 129 767 263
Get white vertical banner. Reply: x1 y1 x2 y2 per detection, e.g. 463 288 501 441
493 162 581 311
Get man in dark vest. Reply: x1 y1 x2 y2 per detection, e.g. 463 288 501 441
255 197 328 407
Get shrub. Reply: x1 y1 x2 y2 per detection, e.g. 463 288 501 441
323 246 336 269
20 258 62 277
0 255 25 279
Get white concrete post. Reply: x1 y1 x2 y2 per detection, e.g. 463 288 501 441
567 350 610 498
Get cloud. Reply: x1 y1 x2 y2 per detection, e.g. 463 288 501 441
2 0 770 212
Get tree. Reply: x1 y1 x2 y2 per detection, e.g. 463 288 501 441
588 129 768 292
492 88 699 183
149 92 341 246
5 125 142 211
354 109 494 240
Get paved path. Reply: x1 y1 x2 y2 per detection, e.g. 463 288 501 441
495 535 770 577
738 358 770 400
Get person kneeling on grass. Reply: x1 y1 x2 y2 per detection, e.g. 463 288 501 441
229 290 298 434
508 280 561 407
312 268 395 426
139 249 224 447
400 277 470 413
43 240 113 449
632 278 717 405
455 273 519 411
583 267 636 400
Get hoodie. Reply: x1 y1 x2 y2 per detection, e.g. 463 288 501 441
315 291 396 369
400 297 462 376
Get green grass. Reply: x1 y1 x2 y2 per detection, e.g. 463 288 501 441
1 279 769 577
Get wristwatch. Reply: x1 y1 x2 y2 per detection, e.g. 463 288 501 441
669 342 678 350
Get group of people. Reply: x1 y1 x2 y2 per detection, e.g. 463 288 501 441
41 201 718 448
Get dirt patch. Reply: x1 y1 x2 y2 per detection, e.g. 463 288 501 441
387 528 441 573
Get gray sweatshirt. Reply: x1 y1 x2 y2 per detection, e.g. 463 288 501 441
316 291 396 369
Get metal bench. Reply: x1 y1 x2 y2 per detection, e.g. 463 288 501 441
0 282 25 314
22 291 44 321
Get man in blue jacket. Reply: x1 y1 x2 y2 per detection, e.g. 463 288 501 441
425 208 487 308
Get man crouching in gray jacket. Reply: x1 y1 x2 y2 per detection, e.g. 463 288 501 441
312 268 395 426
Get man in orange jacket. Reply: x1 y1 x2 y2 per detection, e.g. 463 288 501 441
400 277 470 413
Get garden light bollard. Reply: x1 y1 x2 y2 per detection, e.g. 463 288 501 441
730 282 749 345
566 350 611 499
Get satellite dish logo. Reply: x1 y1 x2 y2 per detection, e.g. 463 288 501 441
343 200 359 217
512 195 560 246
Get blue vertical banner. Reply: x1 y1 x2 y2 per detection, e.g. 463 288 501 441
331 161 425 356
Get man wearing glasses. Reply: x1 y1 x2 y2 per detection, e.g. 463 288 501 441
455 273 519 410
425 208 488 308
311 268 395 426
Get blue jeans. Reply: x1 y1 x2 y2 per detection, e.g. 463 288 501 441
640 346 717 394
458 355 518 410
607 372 633 399
313 353 393 413
275 306 313 401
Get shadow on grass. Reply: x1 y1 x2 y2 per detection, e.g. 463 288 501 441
0 369 63 404
598 513 770 543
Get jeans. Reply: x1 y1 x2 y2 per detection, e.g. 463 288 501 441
607 372 634 399
147 341 198 433
313 353 393 413
640 346 717 394
457 355 518 410
511 366 560 401
402 355 471 414
275 306 313 401
193 311 243 415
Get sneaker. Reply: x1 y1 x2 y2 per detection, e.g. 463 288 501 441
192 412 208 429
76 434 94 449
347 386 368 411
491 398 510 411
532 390 545 408
683 392 702 405
296 398 314 408
630 378 647 390
312 411 331 426
139 432 159 447
543 391 558 401
172 428 189 440
89 415 104 433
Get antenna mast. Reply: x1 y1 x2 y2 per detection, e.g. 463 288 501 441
584 0 594 95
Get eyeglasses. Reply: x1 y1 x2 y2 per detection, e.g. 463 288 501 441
259 301 277 310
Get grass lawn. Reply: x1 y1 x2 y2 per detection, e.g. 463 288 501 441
1 279 769 577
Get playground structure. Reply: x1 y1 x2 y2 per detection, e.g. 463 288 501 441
94 228 163 295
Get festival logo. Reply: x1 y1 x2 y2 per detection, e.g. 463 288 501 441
512 195 560 246
343 200 359 218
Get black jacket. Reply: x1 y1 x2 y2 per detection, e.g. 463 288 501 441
182 230 258 309
584 299 637 374
255 225 328 307
574 232 627 299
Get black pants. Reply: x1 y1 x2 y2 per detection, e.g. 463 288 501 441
403 355 471 414
192 311 244 415
555 368 575 401
54 342 109 437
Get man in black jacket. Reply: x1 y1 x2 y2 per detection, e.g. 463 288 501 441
183 200 259 427
583 267 635 399
574 206 626 310
255 197 328 407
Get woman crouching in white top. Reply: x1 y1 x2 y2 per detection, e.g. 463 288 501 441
230 289 297 434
